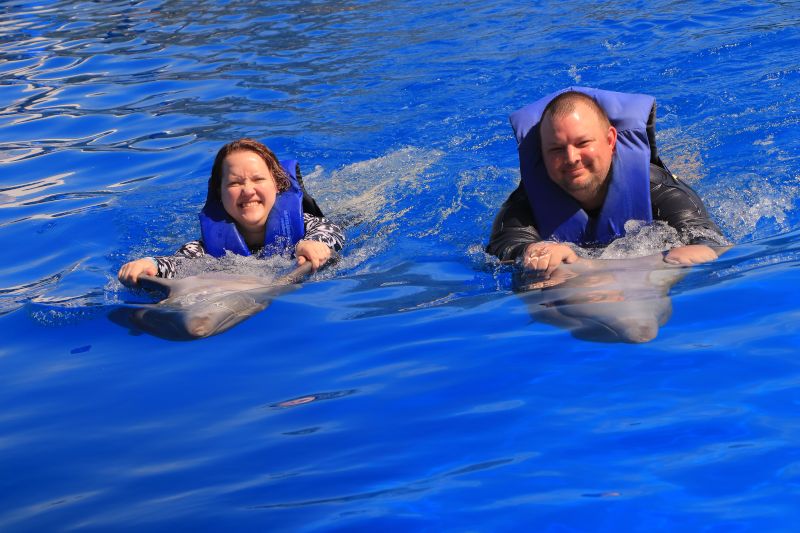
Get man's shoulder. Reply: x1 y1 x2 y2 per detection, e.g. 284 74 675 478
649 162 673 185
648 163 699 193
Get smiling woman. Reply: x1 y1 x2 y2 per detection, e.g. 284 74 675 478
117 139 345 286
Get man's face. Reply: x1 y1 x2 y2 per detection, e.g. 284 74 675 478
540 102 617 209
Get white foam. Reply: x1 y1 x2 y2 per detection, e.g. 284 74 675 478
171 253 292 281
302 147 444 272
591 221 681 260
659 122 800 243
704 172 800 242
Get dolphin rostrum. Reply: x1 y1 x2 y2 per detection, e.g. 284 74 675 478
516 253 687 343
111 263 312 340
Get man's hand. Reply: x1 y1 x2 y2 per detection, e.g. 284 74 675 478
522 241 578 275
664 244 718 266
295 239 332 272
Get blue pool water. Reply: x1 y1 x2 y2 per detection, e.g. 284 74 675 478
3 0 800 530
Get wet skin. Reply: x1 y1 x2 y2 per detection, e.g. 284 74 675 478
539 101 617 212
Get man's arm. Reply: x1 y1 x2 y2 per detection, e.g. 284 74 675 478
650 164 728 246
486 183 543 261
650 164 730 265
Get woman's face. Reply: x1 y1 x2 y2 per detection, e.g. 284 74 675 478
220 150 278 236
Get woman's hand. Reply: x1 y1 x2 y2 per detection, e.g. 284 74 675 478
295 239 332 272
664 244 718 265
522 241 578 276
118 258 157 287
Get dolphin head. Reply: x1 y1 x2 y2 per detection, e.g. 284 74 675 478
556 294 673 343
112 273 299 340
520 254 684 343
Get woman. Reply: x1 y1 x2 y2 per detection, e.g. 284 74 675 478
118 138 344 286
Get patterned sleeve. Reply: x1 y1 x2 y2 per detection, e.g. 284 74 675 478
302 213 345 251
152 240 207 278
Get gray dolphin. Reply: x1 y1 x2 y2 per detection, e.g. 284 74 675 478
516 253 687 343
112 263 312 340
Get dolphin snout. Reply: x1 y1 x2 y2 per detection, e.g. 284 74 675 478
186 316 214 338
573 316 660 343
604 315 661 343
620 322 659 343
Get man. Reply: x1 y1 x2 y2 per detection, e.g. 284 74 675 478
487 87 727 275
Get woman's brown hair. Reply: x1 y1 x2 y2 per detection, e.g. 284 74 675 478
207 138 290 201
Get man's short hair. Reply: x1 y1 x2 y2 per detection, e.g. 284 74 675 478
542 91 611 130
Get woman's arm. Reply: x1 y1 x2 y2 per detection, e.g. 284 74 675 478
294 213 345 271
118 241 207 286
151 240 207 279
301 213 345 251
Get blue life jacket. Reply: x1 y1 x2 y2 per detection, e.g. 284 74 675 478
199 159 306 258
509 86 655 245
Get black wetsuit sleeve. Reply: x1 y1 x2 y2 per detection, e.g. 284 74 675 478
486 183 542 261
649 164 728 246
